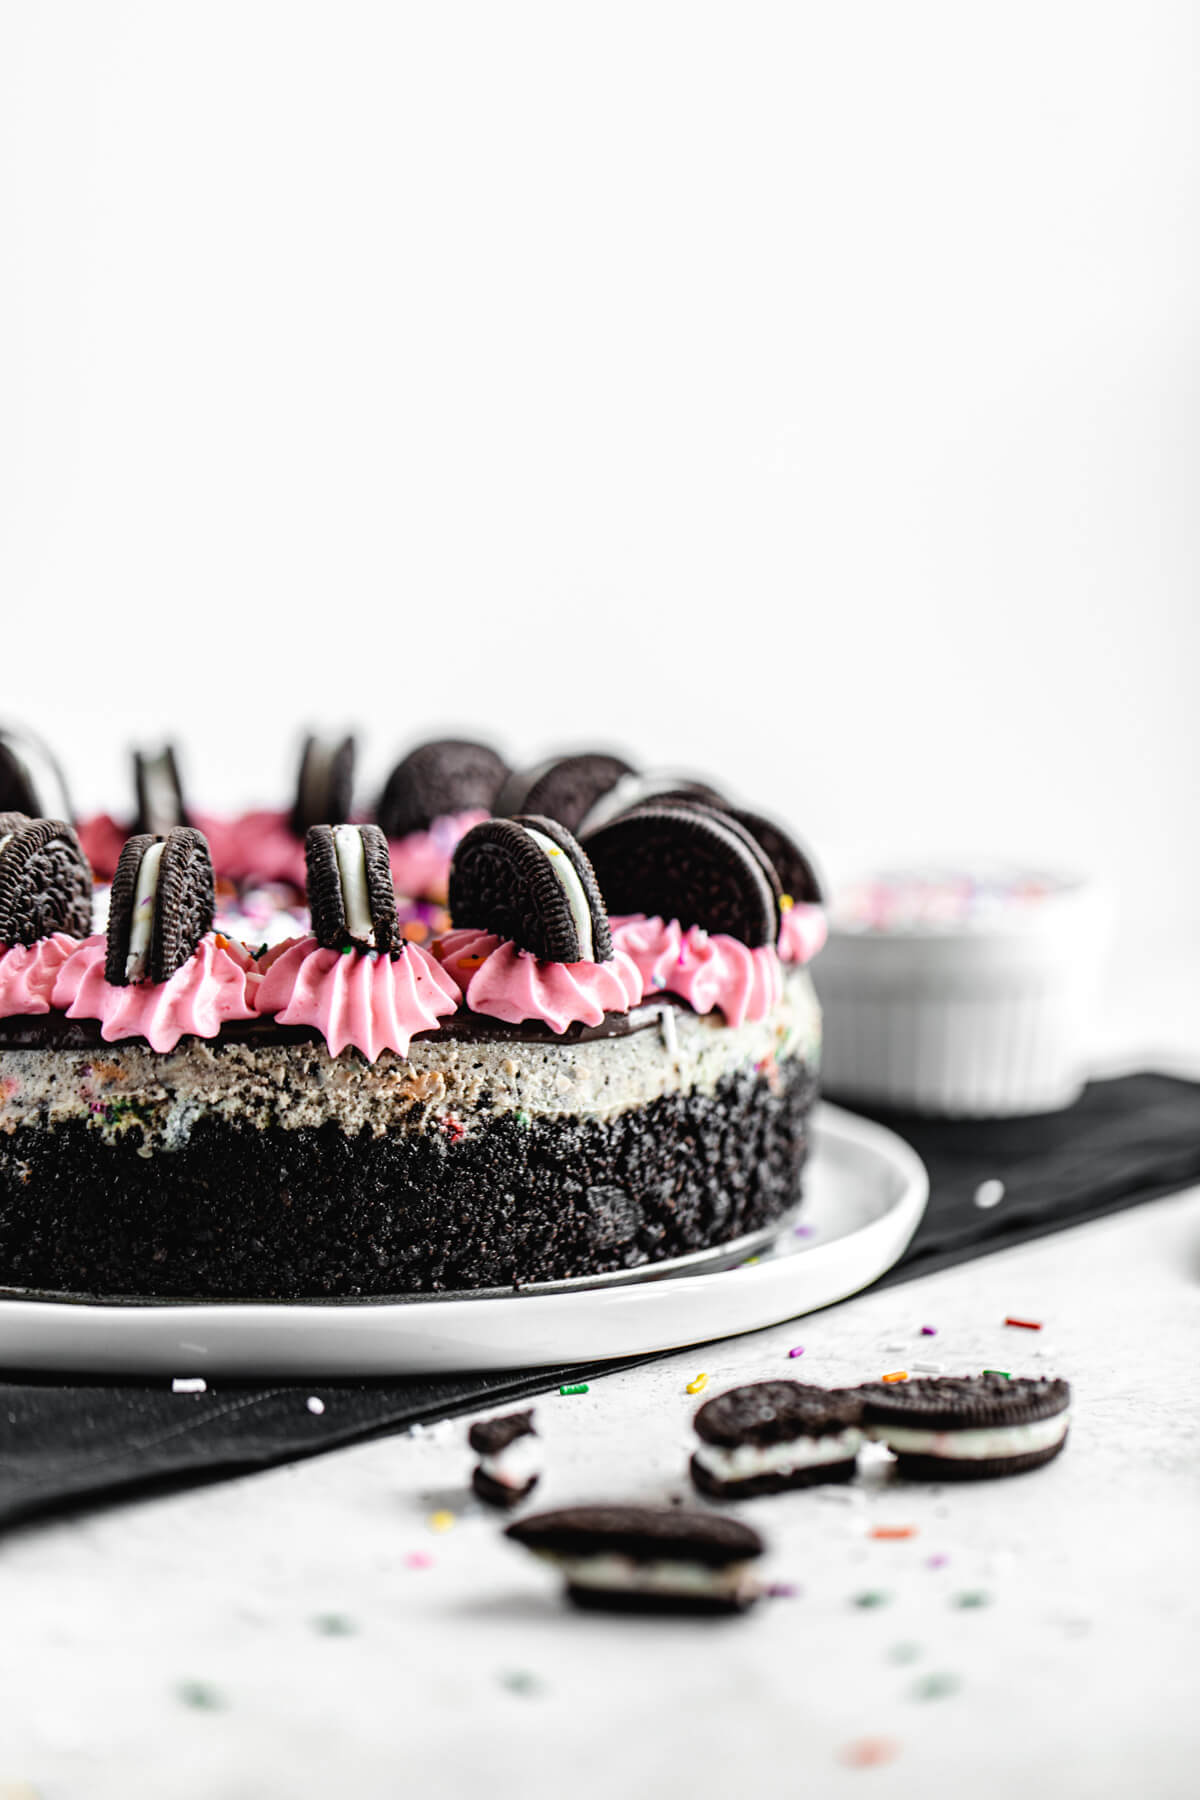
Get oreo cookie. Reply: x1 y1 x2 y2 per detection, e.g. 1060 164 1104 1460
577 770 726 836
306 823 400 956
133 745 189 836
583 803 780 949
493 754 635 834
377 739 508 840
291 735 357 836
505 1504 764 1615
0 818 93 947
449 816 613 963
469 1409 541 1509
726 807 824 906
690 1381 865 1499
0 726 73 824
105 827 215 986
861 1373 1072 1481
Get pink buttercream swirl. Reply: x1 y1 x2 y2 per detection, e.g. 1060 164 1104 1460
777 902 827 965
389 810 490 903
253 934 460 1061
75 814 129 883
51 933 260 1052
433 928 642 1034
0 933 83 1017
198 809 308 888
609 915 782 1027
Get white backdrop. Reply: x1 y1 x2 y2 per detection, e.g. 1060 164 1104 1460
1 3 1196 934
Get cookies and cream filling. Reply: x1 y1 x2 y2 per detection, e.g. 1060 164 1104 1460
124 841 165 982
479 1434 542 1492
333 825 376 946
523 826 594 962
868 1413 1070 1461
692 1427 863 1483
538 1551 753 1602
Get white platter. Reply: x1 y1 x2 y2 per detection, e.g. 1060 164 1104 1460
0 1104 927 1377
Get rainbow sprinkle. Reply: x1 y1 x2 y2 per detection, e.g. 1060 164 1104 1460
685 1373 708 1395
870 1526 917 1541
559 1383 589 1396
881 1371 908 1383
787 1345 805 1359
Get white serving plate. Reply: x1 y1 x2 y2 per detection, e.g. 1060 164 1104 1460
0 1104 927 1377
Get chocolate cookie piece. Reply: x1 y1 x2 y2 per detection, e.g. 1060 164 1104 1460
0 727 73 824
727 807 824 906
105 827 215 986
449 815 613 963
493 754 635 834
0 818 93 947
861 1373 1072 1482
469 1409 540 1509
583 803 780 949
291 735 357 836
377 739 508 840
306 823 400 956
133 745 189 836
690 1381 865 1499
506 1504 764 1614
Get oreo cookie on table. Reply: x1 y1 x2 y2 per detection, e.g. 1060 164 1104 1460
376 739 508 840
690 1381 865 1499
861 1372 1072 1481
104 828 215 986
468 1409 541 1509
133 745 189 836
0 726 73 824
492 753 635 835
506 1504 764 1615
448 815 613 964
582 802 781 949
306 823 400 957
0 817 93 947
290 734 357 837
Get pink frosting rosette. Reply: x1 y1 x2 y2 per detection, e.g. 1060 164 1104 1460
388 810 490 903
433 928 642 1034
51 933 260 1052
253 934 461 1061
75 815 129 883
0 932 83 1017
198 809 308 888
777 901 827 966
609 915 782 1027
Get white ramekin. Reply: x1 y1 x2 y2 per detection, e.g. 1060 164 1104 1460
811 872 1110 1118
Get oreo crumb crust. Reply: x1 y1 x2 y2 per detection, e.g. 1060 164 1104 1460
584 804 780 949
694 1381 865 1447
861 1373 1070 1432
133 746 189 836
377 739 508 840
0 818 93 947
0 727 73 823
727 807 824 906
306 823 400 956
104 828 215 986
449 816 613 963
468 1410 535 1457
493 754 635 834
506 1504 763 1566
291 735 356 836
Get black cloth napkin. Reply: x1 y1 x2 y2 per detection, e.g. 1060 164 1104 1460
1 1072 1197 1533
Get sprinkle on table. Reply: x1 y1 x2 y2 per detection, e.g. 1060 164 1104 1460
853 1590 892 1609
973 1179 1006 1210
306 1396 326 1415
926 1554 949 1570
888 1642 922 1666
428 1510 456 1534
920 1325 938 1336
910 1361 944 1374
1005 1316 1043 1330
870 1526 917 1541
787 1345 805 1359
312 1612 357 1637
559 1383 589 1396
766 1581 800 1599
953 1590 991 1609
838 1737 899 1768
175 1680 226 1712
171 1377 207 1395
911 1671 961 1702
499 1670 544 1696
881 1371 908 1383
685 1373 708 1395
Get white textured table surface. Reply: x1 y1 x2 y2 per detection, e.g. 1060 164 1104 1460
1 1182 1198 1800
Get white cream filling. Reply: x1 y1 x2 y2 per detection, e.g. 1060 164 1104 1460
693 1427 863 1483
539 1551 751 1600
333 824 375 946
868 1412 1070 1461
0 832 15 857
524 827 593 962
479 1435 542 1490
140 749 180 833
124 841 165 982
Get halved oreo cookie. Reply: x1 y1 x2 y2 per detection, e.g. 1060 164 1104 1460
0 818 93 947
690 1381 864 1499
0 726 73 824
306 823 400 956
448 816 613 963
493 754 635 834
469 1409 541 1509
105 827 215 985
577 770 726 836
377 739 508 840
583 804 780 948
861 1373 1071 1481
133 745 189 836
506 1504 764 1615
291 734 357 837
727 807 824 905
